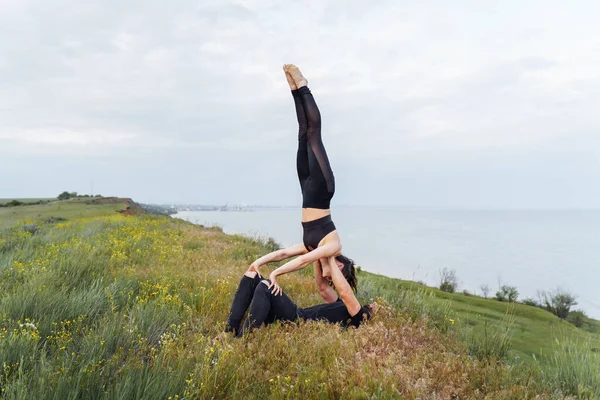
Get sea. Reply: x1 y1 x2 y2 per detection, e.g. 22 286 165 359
175 207 600 319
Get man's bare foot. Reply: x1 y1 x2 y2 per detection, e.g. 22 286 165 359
283 64 297 90
286 64 308 88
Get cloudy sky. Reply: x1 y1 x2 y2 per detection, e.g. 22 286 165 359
1 0 599 208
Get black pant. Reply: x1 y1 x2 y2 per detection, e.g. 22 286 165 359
293 86 335 209
226 274 299 336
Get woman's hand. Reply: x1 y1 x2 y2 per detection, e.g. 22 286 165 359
248 262 261 274
268 272 283 296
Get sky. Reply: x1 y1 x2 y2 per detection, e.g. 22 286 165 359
1 0 599 208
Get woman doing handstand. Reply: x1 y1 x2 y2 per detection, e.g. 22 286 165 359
248 64 356 306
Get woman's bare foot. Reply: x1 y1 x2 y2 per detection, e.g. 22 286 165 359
286 64 308 88
283 64 297 90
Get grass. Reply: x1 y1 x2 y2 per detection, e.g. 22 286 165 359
362 272 600 364
0 200 128 226
0 198 54 205
0 201 598 398
583 317 600 334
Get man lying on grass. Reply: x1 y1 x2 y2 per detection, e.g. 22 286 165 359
226 256 377 336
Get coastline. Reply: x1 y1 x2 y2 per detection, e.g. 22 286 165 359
174 208 600 321
1 199 598 397
172 210 600 362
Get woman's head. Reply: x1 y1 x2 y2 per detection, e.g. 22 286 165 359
335 254 358 293
320 255 358 292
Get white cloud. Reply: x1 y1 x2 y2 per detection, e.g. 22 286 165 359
0 129 136 146
0 0 599 207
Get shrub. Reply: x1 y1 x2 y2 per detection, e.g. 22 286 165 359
57 191 71 200
45 217 68 224
495 285 519 302
262 237 281 253
480 284 490 299
438 268 458 293
566 310 587 328
21 224 40 234
540 288 578 320
462 290 471 296
522 298 539 307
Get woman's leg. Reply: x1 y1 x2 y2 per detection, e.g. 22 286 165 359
226 272 261 335
285 65 311 190
293 90 310 189
240 280 300 334
298 86 335 195
286 64 335 196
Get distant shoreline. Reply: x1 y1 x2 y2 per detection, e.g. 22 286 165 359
174 208 600 321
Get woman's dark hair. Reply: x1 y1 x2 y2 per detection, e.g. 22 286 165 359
335 254 357 293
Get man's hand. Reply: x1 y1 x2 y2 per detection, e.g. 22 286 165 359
268 272 283 296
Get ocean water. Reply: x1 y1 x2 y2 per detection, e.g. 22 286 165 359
175 207 600 319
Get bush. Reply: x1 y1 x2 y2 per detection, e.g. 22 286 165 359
58 192 100 201
2 200 24 207
45 217 68 224
495 285 519 302
566 310 587 328
438 268 458 293
58 191 71 200
480 284 490 299
522 298 539 307
21 224 40 234
540 288 577 320
462 290 471 296
262 237 281 253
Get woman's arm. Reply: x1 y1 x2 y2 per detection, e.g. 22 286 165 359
268 241 341 295
314 260 338 303
327 256 362 316
249 243 308 272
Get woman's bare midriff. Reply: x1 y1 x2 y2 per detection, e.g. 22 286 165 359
302 207 341 255
301 207 331 222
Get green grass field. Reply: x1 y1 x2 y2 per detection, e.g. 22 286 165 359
362 272 600 363
1 200 598 398
0 198 54 205
0 200 128 226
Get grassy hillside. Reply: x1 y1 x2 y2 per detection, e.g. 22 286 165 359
362 272 600 363
0 199 132 226
0 201 598 398
0 198 54 205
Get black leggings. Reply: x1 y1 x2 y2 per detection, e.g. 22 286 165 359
226 274 371 336
225 274 371 336
226 274 299 336
293 86 335 210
